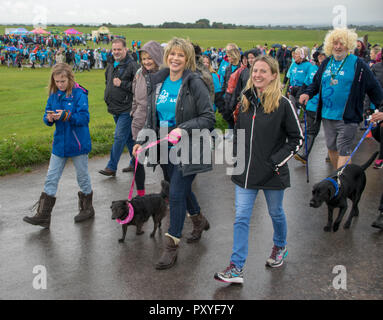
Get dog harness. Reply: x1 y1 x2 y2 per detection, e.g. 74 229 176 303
115 132 181 225
320 121 375 201
323 177 340 198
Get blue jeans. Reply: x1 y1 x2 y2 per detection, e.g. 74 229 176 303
107 112 134 171
44 153 92 196
231 185 287 269
163 162 201 239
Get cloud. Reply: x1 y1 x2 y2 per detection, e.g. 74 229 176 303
0 0 382 25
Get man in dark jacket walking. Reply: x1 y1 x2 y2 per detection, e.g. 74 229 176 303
99 39 139 176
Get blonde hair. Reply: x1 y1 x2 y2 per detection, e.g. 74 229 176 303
227 47 241 66
323 28 358 56
241 56 282 114
48 63 75 96
163 37 196 72
226 43 239 51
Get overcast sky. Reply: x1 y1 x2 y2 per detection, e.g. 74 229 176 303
1 0 382 26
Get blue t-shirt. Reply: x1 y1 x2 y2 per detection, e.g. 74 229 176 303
289 61 312 87
218 59 229 86
156 76 182 127
211 73 222 112
321 54 357 120
305 64 319 112
75 53 81 64
113 61 120 68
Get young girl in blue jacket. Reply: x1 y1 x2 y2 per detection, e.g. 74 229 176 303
23 63 94 228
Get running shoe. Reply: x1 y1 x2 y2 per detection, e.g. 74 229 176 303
214 263 244 284
374 159 383 169
266 245 288 268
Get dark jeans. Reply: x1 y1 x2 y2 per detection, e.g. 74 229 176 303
371 125 383 159
107 112 134 171
162 161 201 239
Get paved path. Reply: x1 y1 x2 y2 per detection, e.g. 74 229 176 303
0 130 382 300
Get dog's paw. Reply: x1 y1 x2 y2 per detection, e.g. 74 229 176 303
150 232 155 238
324 226 332 232
118 238 125 243
333 223 340 232
136 230 144 236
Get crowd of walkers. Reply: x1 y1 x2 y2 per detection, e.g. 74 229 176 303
18 28 383 284
0 33 128 71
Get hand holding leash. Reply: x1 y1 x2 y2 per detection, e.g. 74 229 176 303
299 94 309 106
167 128 182 145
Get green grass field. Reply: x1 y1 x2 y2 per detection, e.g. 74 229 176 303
0 66 227 175
1 27 383 175
0 67 117 175
2 26 383 50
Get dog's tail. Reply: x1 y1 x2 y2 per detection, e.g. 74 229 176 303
160 180 170 199
361 151 379 171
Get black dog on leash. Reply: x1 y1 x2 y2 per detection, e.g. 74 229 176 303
310 152 378 232
111 180 169 242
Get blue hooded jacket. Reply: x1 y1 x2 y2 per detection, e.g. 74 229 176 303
43 84 92 157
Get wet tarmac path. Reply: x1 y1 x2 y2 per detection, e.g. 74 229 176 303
0 130 382 300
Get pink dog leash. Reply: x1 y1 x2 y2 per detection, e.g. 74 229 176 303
116 132 181 225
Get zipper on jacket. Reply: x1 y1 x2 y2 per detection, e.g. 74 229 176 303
244 107 257 189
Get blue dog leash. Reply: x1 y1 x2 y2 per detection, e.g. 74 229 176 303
304 110 309 183
337 122 374 177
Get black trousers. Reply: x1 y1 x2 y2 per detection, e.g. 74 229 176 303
371 125 383 159
298 110 321 158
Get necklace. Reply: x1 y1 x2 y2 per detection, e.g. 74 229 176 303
329 53 349 86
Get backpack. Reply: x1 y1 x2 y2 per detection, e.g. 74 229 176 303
226 65 246 95
222 65 247 123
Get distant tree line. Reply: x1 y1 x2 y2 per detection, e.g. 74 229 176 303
3 20 383 31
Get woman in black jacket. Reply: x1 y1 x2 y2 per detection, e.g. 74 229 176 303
215 56 303 284
133 38 215 270
221 44 241 137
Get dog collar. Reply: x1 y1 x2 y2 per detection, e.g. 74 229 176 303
324 177 339 198
116 202 134 225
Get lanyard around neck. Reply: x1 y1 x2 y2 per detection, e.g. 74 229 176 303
330 53 349 79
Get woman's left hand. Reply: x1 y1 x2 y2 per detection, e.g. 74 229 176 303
168 128 182 144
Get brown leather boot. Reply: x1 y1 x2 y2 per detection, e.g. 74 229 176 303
74 191 95 222
186 212 210 243
155 233 179 270
23 192 56 228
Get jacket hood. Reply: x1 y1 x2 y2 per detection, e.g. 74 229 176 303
139 41 164 69
73 82 88 95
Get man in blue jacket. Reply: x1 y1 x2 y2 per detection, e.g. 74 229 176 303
300 28 383 169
